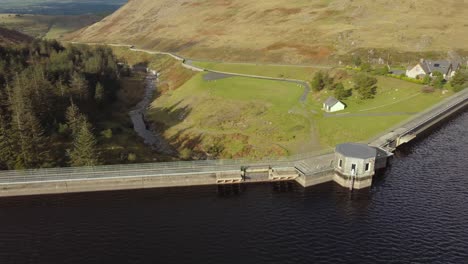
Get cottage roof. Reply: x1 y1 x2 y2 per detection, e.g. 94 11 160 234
323 96 342 107
425 61 452 74
336 143 377 159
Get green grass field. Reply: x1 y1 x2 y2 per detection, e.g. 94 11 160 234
104 46 453 159
189 60 452 151
310 75 452 147
147 73 318 159
148 70 451 158
192 61 323 80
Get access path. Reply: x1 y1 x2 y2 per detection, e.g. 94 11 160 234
73 43 325 103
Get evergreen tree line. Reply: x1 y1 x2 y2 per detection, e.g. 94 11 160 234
312 71 377 100
0 40 123 170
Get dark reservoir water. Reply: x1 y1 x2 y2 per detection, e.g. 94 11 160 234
1 111 468 264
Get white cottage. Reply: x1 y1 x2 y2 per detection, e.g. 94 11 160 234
406 59 460 80
323 97 346 113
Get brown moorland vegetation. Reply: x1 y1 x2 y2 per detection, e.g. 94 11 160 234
68 0 468 64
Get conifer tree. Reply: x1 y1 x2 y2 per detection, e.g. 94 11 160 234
68 119 99 167
0 111 16 169
353 74 378 100
70 72 89 100
94 82 104 102
311 71 325 91
66 102 84 136
10 76 50 168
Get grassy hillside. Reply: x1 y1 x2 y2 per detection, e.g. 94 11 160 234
147 73 318 159
311 76 452 146
167 60 452 156
0 26 32 44
110 46 196 93
0 13 101 39
69 0 468 64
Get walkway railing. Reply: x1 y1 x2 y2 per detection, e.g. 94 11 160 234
0 150 334 184
369 88 468 148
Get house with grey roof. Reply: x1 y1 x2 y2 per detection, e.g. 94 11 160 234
323 96 346 112
406 59 460 80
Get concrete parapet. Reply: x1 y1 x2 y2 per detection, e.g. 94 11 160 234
269 167 299 181
0 181 69 197
294 169 334 188
0 173 218 197
332 172 372 190
143 173 216 188
216 171 243 184
66 177 144 193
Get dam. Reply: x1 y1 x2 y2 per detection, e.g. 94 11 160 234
0 88 467 197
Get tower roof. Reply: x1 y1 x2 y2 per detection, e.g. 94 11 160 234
335 143 377 159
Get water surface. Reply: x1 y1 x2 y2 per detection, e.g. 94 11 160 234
0 111 467 264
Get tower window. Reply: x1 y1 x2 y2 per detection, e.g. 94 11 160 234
365 163 370 171
339 159 343 168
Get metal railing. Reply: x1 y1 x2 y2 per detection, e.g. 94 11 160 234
370 88 468 148
0 149 335 184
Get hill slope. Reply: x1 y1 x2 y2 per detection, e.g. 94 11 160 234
70 0 468 63
0 14 102 39
0 27 33 45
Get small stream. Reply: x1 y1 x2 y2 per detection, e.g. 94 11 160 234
129 73 176 156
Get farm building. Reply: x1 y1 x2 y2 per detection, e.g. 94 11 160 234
323 97 346 113
406 59 460 80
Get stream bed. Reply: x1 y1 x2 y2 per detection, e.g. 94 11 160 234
129 73 176 156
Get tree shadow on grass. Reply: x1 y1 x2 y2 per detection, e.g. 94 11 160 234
148 100 208 159
132 61 149 73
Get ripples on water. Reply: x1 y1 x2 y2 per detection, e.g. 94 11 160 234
0 112 467 264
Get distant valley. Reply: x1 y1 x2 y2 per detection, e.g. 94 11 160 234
0 0 127 39
0 0 127 15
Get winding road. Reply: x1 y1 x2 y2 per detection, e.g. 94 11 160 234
72 42 326 102
130 46 316 102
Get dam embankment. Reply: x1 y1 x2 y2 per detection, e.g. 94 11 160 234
0 153 333 197
2 44 468 197
0 87 467 197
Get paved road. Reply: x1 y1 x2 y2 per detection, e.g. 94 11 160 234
131 48 314 103
202 70 311 102
203 72 234 81
70 43 316 102
324 112 417 118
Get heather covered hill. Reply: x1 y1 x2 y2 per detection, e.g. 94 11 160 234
69 0 468 63
0 27 32 45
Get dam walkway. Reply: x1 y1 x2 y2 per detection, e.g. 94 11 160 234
370 88 468 151
0 151 334 197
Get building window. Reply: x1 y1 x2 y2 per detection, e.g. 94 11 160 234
339 159 343 168
365 163 370 171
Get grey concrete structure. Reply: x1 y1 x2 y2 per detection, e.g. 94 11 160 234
333 143 378 190
370 88 468 152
